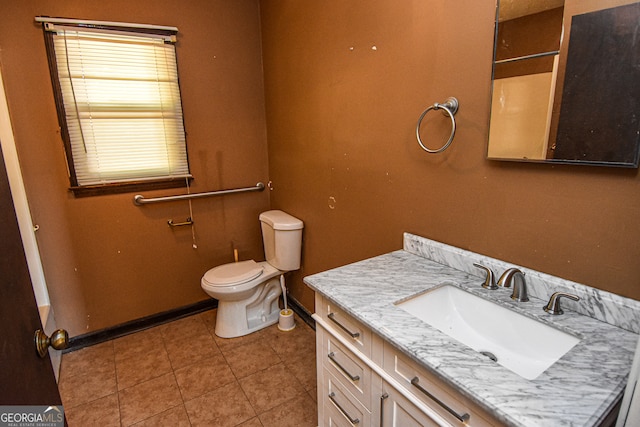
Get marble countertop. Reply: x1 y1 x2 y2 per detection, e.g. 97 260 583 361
304 243 639 427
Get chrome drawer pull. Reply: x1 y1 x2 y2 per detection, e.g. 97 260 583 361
380 393 389 427
411 377 470 423
328 352 360 381
328 392 360 424
328 312 360 338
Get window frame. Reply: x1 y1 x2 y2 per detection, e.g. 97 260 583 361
41 19 192 196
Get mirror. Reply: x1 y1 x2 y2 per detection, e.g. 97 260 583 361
488 0 640 167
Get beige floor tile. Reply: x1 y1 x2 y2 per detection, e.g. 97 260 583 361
258 393 317 427
64 392 120 427
237 417 264 427
164 329 220 369
59 341 115 381
308 388 318 403
184 381 256 427
58 361 117 409
58 311 318 426
267 323 316 362
113 327 164 362
161 314 210 342
283 352 317 392
118 373 183 426
222 339 281 379
239 363 306 414
131 404 191 427
198 309 216 333
174 353 236 401
116 349 172 390
213 328 268 352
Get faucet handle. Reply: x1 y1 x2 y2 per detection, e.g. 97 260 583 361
543 292 580 315
473 263 498 290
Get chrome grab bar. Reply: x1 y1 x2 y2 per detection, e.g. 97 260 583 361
327 313 360 338
328 352 360 381
416 97 459 154
133 182 265 205
328 392 360 425
411 377 470 423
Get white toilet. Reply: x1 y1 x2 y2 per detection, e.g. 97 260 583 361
201 210 304 338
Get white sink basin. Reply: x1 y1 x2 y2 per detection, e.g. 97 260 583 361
396 284 580 380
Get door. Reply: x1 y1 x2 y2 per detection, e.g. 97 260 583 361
0 146 62 405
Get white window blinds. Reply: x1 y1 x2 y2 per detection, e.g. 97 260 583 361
49 25 189 186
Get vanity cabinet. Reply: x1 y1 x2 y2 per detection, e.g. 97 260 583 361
315 294 500 427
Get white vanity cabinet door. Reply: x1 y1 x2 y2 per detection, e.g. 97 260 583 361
381 381 450 427
383 343 497 427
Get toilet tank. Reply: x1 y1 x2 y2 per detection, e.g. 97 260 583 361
259 210 304 271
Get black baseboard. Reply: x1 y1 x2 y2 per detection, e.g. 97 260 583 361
287 295 315 331
65 293 316 352
65 299 218 352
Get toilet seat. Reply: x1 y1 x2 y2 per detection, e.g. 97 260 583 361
202 260 264 286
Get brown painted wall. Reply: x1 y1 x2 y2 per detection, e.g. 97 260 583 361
260 0 640 311
0 0 269 336
2 0 639 335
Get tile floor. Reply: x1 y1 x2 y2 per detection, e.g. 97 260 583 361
58 309 318 426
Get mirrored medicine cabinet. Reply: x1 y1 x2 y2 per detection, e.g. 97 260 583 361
487 0 640 167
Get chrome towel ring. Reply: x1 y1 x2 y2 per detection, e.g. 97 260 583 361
416 97 459 154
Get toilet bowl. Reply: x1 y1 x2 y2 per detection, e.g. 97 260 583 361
202 261 282 338
200 210 303 338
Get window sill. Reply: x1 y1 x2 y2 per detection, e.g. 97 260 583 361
70 177 192 198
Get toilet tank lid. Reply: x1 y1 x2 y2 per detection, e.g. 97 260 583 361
203 260 264 285
259 210 304 230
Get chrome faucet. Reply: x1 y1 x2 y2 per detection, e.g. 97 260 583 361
473 263 498 290
543 292 580 315
497 268 529 302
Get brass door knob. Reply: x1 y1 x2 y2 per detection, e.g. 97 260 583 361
34 329 69 358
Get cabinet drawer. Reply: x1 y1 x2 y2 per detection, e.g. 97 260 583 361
324 400 372 427
322 328 373 410
381 381 448 427
322 368 372 427
317 294 372 357
383 343 496 427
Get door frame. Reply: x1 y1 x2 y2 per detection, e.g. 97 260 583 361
0 64 60 376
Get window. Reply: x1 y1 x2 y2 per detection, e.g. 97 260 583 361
40 18 190 195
